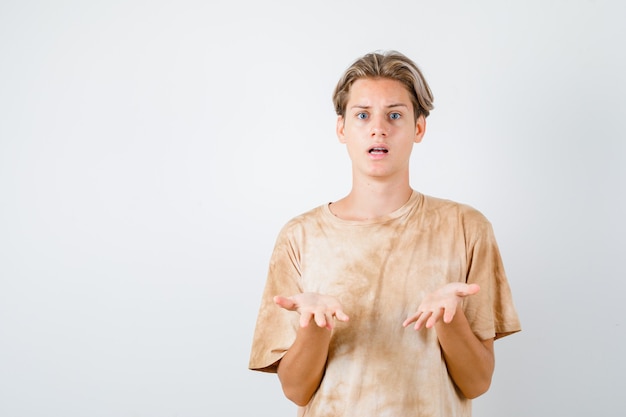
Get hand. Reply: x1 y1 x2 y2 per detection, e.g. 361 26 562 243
274 293 349 330
403 283 480 330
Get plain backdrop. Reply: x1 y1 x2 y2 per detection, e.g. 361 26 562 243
1 1 624 416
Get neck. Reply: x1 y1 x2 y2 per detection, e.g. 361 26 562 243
330 176 413 221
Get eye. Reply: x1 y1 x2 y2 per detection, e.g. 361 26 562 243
389 112 401 120
357 112 368 120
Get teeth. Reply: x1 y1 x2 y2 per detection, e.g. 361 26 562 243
370 148 388 153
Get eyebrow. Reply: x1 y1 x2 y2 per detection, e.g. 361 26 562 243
350 103 409 110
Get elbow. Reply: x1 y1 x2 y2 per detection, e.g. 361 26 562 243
277 361 323 407
460 348 495 399
279 371 315 407
282 386 313 407
278 370 316 406
460 376 492 399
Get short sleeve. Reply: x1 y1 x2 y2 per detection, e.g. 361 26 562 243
248 223 303 373
462 215 521 341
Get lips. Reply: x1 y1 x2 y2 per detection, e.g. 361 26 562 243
369 147 388 154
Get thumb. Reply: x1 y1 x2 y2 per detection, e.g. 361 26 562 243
273 295 296 310
462 283 480 296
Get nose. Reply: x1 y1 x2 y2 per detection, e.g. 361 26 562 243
370 115 388 138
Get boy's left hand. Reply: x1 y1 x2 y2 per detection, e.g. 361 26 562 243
403 283 480 330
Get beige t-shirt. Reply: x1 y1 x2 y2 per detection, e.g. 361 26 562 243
249 191 521 417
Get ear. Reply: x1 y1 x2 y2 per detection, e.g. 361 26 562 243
414 115 426 144
336 116 347 143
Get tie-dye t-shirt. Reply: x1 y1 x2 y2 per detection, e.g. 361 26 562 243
249 191 521 417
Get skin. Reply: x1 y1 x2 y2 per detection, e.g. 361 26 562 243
275 77 495 406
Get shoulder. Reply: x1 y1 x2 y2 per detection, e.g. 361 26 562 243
275 204 328 238
420 194 492 230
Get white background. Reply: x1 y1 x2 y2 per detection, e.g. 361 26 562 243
1 1 624 416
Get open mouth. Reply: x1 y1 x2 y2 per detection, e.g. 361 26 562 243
369 147 388 154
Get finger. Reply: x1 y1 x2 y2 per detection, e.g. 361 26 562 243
413 311 430 330
467 283 480 294
313 311 327 328
426 308 444 329
334 309 350 322
325 313 335 330
403 312 420 327
456 283 480 297
299 311 314 328
442 305 457 324
274 295 296 311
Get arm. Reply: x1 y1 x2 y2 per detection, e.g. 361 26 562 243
273 294 349 406
403 283 494 399
435 306 494 398
277 323 332 406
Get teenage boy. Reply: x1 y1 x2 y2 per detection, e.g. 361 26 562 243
249 50 521 417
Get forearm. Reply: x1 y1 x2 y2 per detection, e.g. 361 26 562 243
277 324 332 406
435 306 495 399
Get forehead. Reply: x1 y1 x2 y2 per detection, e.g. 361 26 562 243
347 77 412 106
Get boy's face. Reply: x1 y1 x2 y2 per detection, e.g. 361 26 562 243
336 77 426 180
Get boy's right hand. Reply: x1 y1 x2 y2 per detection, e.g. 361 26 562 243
274 293 349 330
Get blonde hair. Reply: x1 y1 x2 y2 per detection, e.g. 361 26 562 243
332 50 434 120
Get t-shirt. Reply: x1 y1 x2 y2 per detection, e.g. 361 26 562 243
249 191 521 417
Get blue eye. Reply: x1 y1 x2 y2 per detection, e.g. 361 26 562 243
357 112 368 120
389 112 401 120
